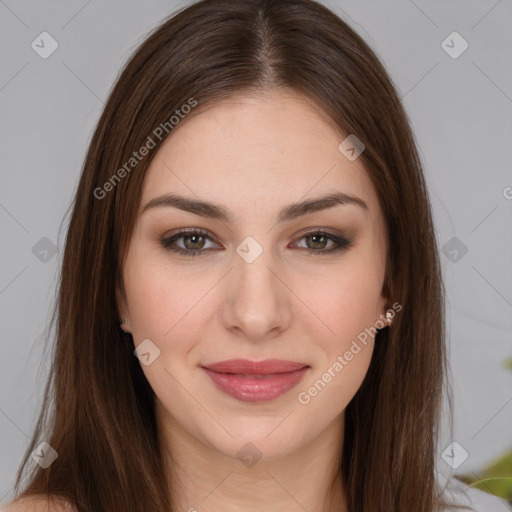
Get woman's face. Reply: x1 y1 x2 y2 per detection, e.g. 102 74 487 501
117 89 388 462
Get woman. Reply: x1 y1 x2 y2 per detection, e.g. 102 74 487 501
4 0 506 511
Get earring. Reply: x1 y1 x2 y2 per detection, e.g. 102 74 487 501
119 317 129 333
386 311 393 327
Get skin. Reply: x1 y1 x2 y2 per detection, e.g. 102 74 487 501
117 88 389 512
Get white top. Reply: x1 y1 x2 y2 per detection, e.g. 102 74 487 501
440 475 511 511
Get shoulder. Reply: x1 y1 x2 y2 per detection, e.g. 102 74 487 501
1 496 77 512
439 475 510 512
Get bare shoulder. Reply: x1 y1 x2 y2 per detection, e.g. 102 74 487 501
2 496 77 512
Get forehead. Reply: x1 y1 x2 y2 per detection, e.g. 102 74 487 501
140 90 382 223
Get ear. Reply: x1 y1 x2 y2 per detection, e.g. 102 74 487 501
115 278 131 333
376 291 390 324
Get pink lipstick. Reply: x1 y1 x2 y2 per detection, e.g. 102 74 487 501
201 359 309 403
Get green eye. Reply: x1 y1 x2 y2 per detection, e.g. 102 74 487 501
294 231 351 255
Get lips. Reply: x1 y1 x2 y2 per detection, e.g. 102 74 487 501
202 358 308 374
201 359 310 402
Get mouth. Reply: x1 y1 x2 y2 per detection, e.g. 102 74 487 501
201 359 310 403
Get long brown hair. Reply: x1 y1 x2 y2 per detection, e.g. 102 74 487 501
12 1 454 510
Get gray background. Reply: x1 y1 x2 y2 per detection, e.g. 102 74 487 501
1 0 511 505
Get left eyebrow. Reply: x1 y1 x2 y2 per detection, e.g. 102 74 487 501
141 191 369 223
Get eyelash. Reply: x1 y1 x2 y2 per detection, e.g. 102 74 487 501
160 229 352 258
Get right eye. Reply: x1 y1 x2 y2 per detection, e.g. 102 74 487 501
161 229 222 258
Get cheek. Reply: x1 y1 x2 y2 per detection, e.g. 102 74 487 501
299 253 384 413
123 259 206 401
123 248 206 345
298 273 379 414
309 262 384 347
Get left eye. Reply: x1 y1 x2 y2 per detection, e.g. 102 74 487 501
161 229 351 257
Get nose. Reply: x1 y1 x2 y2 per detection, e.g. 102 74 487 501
221 244 292 342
